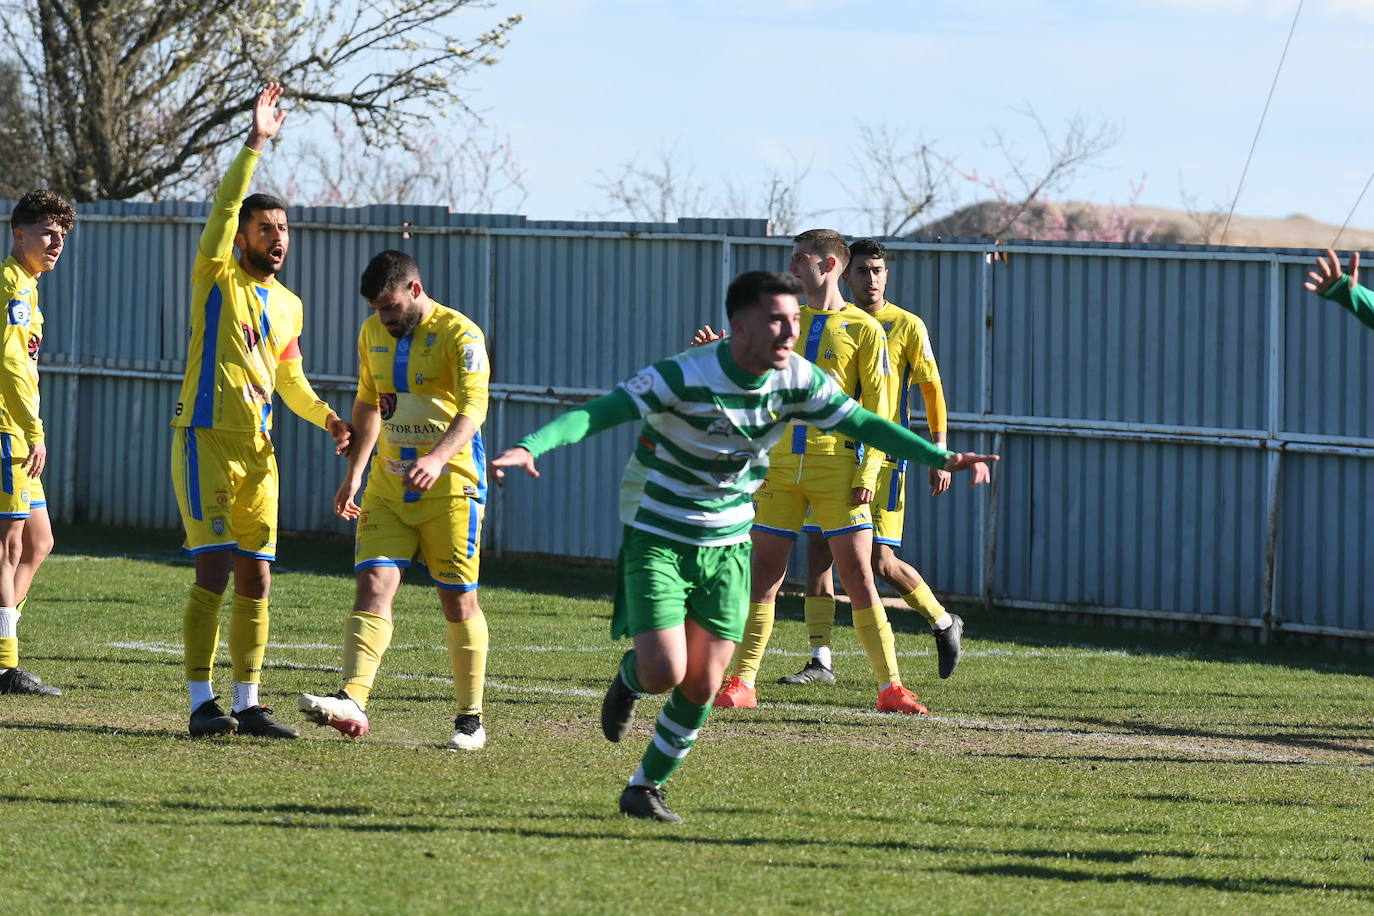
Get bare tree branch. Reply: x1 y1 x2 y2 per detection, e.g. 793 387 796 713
591 143 709 223
0 0 521 200
256 115 527 212
832 124 954 236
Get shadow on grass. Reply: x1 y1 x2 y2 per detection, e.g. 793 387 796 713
0 721 186 739
0 793 372 817
997 711 1374 759
963 750 1369 768
945 862 1374 896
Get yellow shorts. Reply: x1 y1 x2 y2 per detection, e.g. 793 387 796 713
0 434 35 518
871 462 907 546
752 454 872 539
29 474 45 511
354 491 483 592
170 427 278 560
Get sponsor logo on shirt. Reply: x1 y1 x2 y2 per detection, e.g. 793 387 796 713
240 322 260 351
28 334 41 359
425 333 437 346
379 392 397 420
370 345 389 353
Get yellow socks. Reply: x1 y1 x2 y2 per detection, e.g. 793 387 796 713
852 605 901 686
447 613 489 718
732 602 774 686
341 611 395 708
182 584 223 681
903 582 950 629
804 596 836 650
227 594 270 711
229 594 270 685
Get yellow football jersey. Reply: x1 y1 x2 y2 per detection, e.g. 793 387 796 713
172 146 334 433
357 302 490 503
770 303 891 489
871 301 940 428
0 255 43 455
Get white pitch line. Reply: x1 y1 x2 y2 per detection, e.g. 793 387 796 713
101 642 1351 765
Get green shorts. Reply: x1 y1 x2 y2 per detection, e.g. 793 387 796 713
612 526 751 643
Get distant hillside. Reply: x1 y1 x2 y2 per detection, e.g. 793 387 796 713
916 200 1374 250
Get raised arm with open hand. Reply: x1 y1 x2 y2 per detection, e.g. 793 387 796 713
1305 249 1357 296
246 82 288 151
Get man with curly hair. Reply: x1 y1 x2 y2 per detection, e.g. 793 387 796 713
0 189 75 696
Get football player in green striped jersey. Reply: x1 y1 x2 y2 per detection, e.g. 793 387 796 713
493 270 997 823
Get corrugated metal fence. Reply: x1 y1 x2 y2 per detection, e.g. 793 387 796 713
18 200 1373 642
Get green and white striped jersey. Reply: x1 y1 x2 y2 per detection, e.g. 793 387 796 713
618 340 856 546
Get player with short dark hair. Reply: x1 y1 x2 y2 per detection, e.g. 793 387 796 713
170 83 351 738
298 250 493 750
491 270 997 822
0 189 75 696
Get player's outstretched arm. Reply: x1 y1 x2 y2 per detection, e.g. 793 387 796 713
491 446 538 481
492 389 640 482
1306 249 1374 330
835 406 998 485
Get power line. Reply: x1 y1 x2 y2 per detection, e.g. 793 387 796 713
1331 170 1374 250
1220 0 1304 246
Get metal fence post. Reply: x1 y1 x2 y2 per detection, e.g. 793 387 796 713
1261 256 1284 643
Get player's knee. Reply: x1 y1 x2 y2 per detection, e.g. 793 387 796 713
194 552 233 594
440 590 481 622
24 530 54 564
637 660 686 695
675 674 716 707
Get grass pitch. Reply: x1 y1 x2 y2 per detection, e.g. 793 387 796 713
2 525 1373 913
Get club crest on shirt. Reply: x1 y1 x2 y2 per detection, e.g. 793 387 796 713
625 373 654 395
379 392 397 420
240 322 260 351
709 450 752 484
426 333 437 347
211 518 225 535
706 418 732 437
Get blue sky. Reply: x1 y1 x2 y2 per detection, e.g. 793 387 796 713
435 0 1374 230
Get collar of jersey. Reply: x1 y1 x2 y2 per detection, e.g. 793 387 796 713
715 340 771 390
